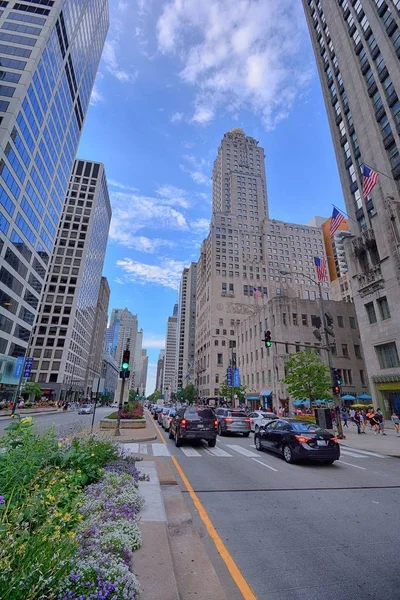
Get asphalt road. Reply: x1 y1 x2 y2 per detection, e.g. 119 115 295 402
0 406 111 437
152 419 400 600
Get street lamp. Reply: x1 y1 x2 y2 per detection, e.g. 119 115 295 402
279 269 344 438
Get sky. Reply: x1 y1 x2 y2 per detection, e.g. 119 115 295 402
78 0 344 394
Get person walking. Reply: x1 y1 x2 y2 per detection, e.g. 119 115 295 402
354 409 361 434
350 408 355 424
341 408 348 428
391 410 400 436
360 410 367 434
371 409 384 435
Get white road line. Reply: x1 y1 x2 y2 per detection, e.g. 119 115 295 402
339 460 366 470
340 449 367 458
152 444 170 456
226 444 259 458
203 446 232 457
340 446 386 459
180 446 202 457
139 443 148 454
251 458 279 472
123 443 139 454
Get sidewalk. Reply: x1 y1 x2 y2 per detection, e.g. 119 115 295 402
91 414 158 443
339 422 400 457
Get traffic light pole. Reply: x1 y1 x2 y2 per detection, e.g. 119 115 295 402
114 371 126 437
115 342 130 437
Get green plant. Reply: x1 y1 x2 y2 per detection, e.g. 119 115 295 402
60 436 118 485
219 380 247 401
294 415 316 423
23 381 42 399
283 349 331 403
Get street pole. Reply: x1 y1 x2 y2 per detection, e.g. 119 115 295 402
230 341 234 408
90 377 101 434
115 373 125 437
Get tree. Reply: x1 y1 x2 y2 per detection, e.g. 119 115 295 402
181 383 197 404
23 381 42 399
219 380 247 403
283 349 331 403
147 390 161 403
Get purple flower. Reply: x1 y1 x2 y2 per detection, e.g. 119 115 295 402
0 495 5 505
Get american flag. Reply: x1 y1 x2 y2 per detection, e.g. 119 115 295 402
329 207 345 237
253 287 262 298
362 164 379 199
314 257 328 282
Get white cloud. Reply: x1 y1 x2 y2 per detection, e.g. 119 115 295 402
108 179 139 192
180 153 210 186
143 336 166 349
113 235 176 253
117 257 188 290
171 111 184 123
190 217 210 233
180 164 210 186
103 40 138 83
155 184 190 208
90 81 104 105
157 0 311 130
114 277 125 285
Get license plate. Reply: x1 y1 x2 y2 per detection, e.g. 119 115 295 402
317 440 327 447
197 424 204 429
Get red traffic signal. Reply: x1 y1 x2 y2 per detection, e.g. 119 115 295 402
332 385 340 395
122 349 130 370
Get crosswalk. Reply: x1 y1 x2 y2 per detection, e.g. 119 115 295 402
122 442 387 461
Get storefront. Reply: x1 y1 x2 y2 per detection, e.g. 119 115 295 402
373 376 400 418
259 390 273 411
246 395 260 410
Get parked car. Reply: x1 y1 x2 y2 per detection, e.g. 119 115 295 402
78 404 93 415
169 406 218 447
215 408 251 437
254 419 340 464
162 408 176 431
249 411 278 433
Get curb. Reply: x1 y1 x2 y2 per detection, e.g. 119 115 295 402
118 435 158 443
0 409 58 420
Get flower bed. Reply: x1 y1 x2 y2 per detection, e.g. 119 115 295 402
0 417 146 599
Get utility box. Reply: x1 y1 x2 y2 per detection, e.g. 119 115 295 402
315 408 333 430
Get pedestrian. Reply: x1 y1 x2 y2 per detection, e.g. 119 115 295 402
354 410 361 434
371 409 383 435
350 408 355 424
341 408 348 427
391 410 400 436
360 410 367 433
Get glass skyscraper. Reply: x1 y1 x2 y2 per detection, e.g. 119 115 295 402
302 0 400 415
0 0 108 395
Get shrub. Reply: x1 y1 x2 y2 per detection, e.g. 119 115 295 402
107 401 144 420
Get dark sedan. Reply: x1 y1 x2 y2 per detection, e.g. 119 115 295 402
169 406 218 447
254 419 340 464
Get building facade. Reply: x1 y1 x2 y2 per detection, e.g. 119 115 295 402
0 0 108 399
87 275 109 390
30 159 111 400
101 351 118 400
237 296 369 409
132 328 142 391
176 262 197 389
195 129 330 399
108 308 138 390
156 349 165 392
163 310 178 400
139 349 148 396
303 0 400 416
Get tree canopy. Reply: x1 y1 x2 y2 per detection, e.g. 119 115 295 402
283 349 331 402
219 380 247 401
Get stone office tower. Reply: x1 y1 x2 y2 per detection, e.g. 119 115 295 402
303 0 400 414
0 0 109 391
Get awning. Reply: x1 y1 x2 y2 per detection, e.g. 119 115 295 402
357 393 372 401
246 395 260 400
260 389 272 397
342 394 356 401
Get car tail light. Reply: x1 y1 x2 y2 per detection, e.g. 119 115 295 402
331 437 339 443
224 417 233 422
168 417 173 421
245 418 250 422
180 419 186 427
214 419 218 428
294 435 313 444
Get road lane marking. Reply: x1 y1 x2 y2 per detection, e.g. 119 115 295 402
340 449 367 458
251 458 278 472
139 443 148 454
170 455 258 600
152 444 170 456
340 447 386 458
180 446 202 457
339 460 366 470
226 444 259 458
203 446 232 457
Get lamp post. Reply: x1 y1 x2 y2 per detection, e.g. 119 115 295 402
280 269 344 438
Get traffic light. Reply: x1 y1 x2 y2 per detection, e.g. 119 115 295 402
122 350 130 370
332 385 340 396
332 368 342 386
264 330 272 348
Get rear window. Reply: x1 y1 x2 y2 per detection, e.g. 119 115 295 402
291 422 323 432
184 408 215 419
228 411 246 418
262 413 277 419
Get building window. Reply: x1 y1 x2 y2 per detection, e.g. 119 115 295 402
349 316 356 329
342 344 349 357
375 342 400 369
292 313 298 325
360 370 366 386
337 315 344 328
377 296 391 320
301 314 308 326
354 344 362 359
365 302 377 324
217 353 223 365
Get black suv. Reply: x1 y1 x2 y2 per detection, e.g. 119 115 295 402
169 406 218 447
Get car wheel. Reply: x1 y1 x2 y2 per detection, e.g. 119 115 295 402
255 435 262 451
175 431 182 447
208 438 217 448
218 423 224 436
243 432 250 437
323 460 335 465
283 444 295 464
169 428 174 439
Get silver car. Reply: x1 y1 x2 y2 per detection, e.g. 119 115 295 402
215 408 251 437
162 408 176 431
78 404 93 415
249 411 278 433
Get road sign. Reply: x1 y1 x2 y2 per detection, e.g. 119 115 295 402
23 357 34 378
226 368 233 386
13 356 24 379
233 368 240 387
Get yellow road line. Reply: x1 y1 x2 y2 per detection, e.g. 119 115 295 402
170 454 258 600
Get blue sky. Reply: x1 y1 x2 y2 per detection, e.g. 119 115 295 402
78 0 344 393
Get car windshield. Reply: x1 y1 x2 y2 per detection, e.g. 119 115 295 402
228 411 246 418
82 405 91 409
261 413 277 419
169 409 176 416
291 422 323 433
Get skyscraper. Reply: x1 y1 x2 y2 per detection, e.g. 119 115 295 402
303 0 400 413
0 0 109 394
155 349 165 393
108 308 138 388
87 275 110 390
163 309 178 400
176 262 197 389
139 349 148 396
30 159 111 401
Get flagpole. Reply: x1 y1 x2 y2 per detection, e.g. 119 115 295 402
364 163 395 183
332 204 359 227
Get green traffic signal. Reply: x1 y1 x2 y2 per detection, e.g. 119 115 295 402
264 330 272 347
122 349 130 371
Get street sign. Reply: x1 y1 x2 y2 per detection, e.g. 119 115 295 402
233 368 240 387
226 368 233 386
23 357 34 378
13 356 24 379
